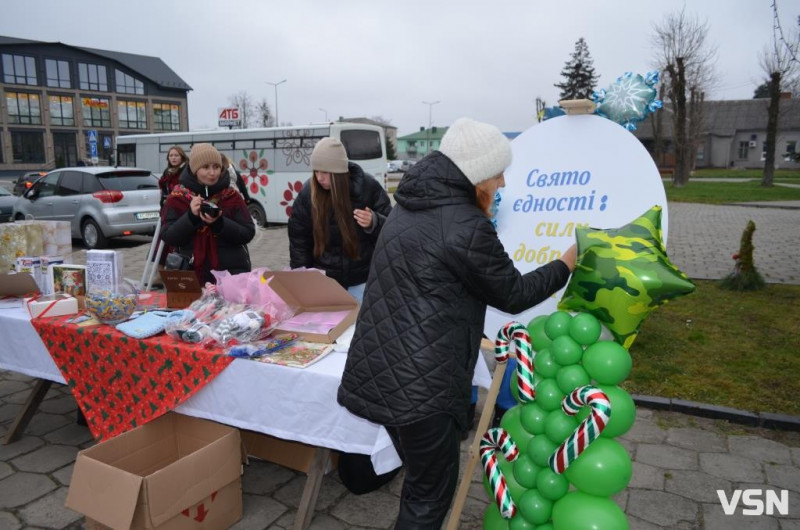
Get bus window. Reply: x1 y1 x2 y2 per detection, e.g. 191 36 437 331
117 144 136 167
340 130 382 160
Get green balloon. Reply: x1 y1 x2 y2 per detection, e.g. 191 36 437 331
536 525 555 530
598 384 636 438
483 503 510 530
527 434 558 468
536 467 570 501
517 488 553 526
544 409 578 444
534 379 565 412
526 314 548 336
555 365 590 395
582 341 632 385
513 453 542 489
552 491 629 530
534 349 560 379
550 335 583 366
529 317 552 352
500 406 533 450
544 311 573 340
483 449 527 503
508 514 537 530
520 402 548 435
569 312 602 345
564 438 632 497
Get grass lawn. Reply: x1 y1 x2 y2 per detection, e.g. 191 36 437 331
664 180 800 204
625 280 800 416
664 168 800 179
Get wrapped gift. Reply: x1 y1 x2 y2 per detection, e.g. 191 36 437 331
16 220 71 258
13 221 44 258
0 224 28 273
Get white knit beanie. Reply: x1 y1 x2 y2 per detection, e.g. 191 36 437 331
439 118 512 186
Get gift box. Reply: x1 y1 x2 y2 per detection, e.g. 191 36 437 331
86 249 124 292
25 293 79 318
40 256 65 295
0 224 28 272
15 256 43 290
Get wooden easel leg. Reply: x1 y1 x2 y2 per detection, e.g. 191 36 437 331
445 361 508 530
292 447 331 530
3 379 52 445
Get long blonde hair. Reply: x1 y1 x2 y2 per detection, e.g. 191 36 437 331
310 171 359 260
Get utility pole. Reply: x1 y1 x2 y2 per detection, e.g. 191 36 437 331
422 100 440 155
266 79 287 126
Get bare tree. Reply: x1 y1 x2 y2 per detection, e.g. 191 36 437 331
651 8 717 187
759 1 799 187
256 98 274 127
228 91 256 128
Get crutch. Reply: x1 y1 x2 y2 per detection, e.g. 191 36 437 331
446 337 509 530
140 215 165 292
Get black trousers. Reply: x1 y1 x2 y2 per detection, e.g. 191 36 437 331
385 413 461 530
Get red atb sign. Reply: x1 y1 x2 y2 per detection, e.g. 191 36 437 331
218 107 241 128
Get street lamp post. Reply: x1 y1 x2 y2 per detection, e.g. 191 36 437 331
266 79 287 126
422 100 440 156
319 108 328 122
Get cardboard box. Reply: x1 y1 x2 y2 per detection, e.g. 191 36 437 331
66 413 243 530
240 430 318 473
0 271 40 297
159 268 202 309
25 293 78 318
263 270 358 343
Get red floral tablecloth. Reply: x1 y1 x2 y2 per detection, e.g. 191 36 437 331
31 311 233 441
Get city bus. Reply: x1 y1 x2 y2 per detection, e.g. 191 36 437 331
116 123 387 227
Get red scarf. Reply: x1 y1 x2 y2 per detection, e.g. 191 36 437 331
166 185 248 281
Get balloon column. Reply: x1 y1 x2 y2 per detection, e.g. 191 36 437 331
592 71 662 131
481 208 695 530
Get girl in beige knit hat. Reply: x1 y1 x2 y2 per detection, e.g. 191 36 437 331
287 137 392 300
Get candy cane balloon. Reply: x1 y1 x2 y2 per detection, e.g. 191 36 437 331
548 385 612 474
480 427 520 519
495 322 535 402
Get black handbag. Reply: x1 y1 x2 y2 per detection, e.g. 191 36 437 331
165 250 192 271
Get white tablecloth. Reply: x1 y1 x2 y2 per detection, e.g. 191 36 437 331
0 307 491 474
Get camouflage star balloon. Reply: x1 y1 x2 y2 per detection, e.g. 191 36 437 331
558 206 695 349
593 71 662 131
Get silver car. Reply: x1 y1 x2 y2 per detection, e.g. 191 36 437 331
12 167 160 249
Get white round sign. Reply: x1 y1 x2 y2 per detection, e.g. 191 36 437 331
484 113 668 338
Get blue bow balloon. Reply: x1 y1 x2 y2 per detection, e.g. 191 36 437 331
593 71 662 131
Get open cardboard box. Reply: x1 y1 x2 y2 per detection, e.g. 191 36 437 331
263 270 359 343
159 268 202 309
66 413 244 530
0 271 40 297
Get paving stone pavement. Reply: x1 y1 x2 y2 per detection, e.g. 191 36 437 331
1 201 799 529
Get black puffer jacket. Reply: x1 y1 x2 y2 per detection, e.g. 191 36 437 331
161 166 255 284
337 152 571 429
288 162 392 288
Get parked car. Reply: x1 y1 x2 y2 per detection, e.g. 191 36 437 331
12 171 48 196
387 160 415 173
13 167 161 249
0 187 16 222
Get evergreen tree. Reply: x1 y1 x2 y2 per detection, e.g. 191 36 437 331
753 81 770 98
554 37 600 100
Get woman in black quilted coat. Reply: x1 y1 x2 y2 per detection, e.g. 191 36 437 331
288 137 392 299
338 118 577 529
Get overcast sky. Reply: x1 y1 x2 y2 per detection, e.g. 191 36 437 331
1 0 796 136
